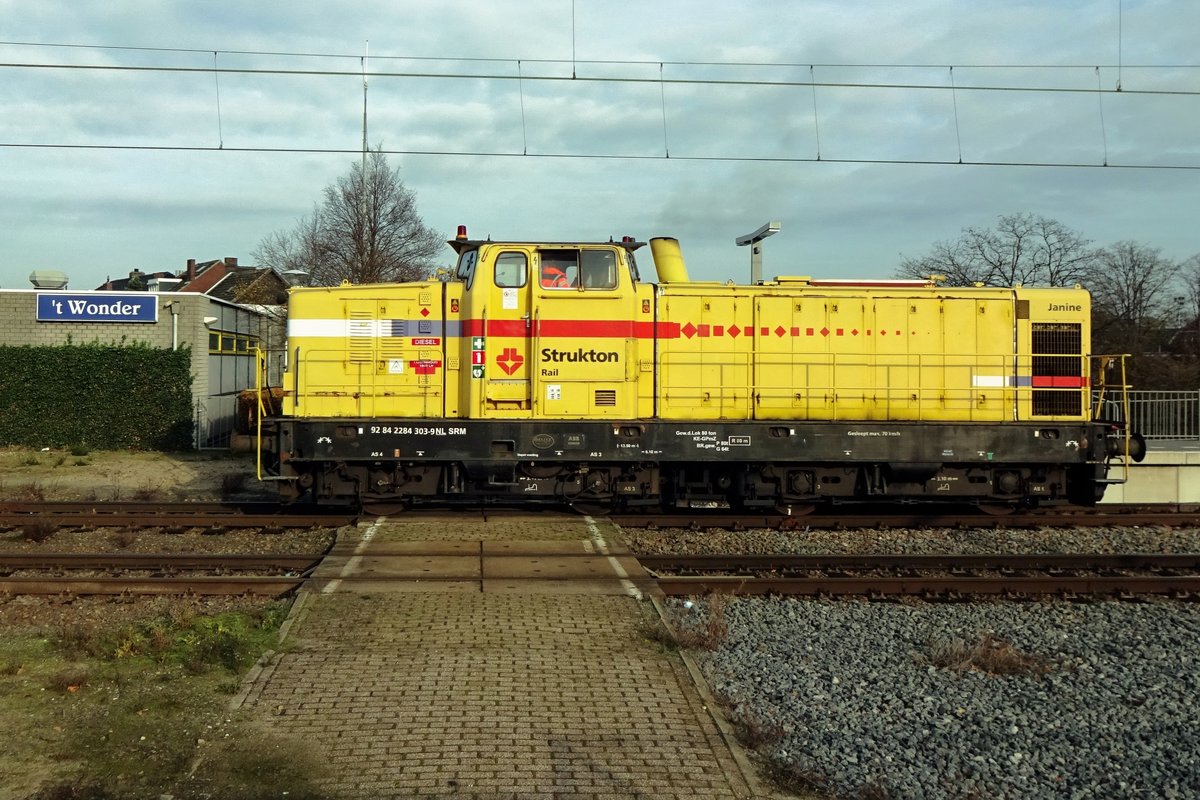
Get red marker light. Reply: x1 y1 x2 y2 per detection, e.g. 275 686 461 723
621 235 634 243
456 225 468 240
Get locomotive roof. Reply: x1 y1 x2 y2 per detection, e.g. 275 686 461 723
447 237 647 255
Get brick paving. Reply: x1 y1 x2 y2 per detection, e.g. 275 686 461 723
235 513 761 799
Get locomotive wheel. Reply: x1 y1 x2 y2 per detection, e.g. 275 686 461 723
978 502 1019 517
569 499 612 517
775 503 817 517
362 500 409 517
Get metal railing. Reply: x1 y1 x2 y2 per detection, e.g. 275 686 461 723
1095 389 1200 439
193 397 237 450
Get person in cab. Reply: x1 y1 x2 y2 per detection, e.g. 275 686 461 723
541 261 572 288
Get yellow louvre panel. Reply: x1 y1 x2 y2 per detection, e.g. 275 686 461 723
871 297 922 419
657 289 752 419
824 296 869 417
283 284 445 419
750 289 1019 423
936 297 978 419
346 302 374 364
485 379 529 401
968 298 1016 422
1019 287 1091 421
753 296 809 418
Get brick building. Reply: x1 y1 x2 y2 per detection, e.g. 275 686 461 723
0 272 285 448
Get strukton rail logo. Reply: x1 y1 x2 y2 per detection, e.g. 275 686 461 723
496 347 524 375
540 348 620 363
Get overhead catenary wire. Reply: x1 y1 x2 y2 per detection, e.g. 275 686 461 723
2 60 1197 97
0 141 1195 170
2 42 1198 172
2 38 1199 70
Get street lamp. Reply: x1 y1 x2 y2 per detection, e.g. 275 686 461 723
735 220 781 284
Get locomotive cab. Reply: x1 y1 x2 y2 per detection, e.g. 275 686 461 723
448 233 652 420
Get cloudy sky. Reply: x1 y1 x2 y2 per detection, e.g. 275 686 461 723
1 0 1197 289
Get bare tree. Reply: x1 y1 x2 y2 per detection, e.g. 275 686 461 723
1088 241 1181 357
255 149 442 286
897 213 1097 287
1182 253 1200 324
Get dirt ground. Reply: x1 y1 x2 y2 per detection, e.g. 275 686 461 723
0 447 273 502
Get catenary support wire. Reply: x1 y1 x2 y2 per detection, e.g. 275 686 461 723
1096 66 1109 166
810 65 822 161
950 66 963 164
213 51 224 149
659 62 670 158
518 60 528 155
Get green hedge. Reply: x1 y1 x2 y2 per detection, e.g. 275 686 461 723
0 342 194 451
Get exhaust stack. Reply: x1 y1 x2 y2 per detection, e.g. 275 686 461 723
649 237 690 283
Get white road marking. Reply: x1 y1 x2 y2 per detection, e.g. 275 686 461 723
585 515 642 600
321 516 385 594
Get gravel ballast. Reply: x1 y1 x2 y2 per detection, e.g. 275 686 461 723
636 525 1200 800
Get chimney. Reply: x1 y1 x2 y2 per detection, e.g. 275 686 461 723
225 257 238 269
186 258 196 282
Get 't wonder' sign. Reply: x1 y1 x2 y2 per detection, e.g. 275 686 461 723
36 293 158 323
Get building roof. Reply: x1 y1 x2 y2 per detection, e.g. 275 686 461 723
95 257 286 305
203 268 289 304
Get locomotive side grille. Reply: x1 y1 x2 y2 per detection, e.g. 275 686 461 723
348 313 374 363
1032 322 1082 416
594 389 617 407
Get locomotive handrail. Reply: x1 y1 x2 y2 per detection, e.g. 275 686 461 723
254 346 267 481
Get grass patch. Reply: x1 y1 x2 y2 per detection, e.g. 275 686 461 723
44 665 90 693
22 521 58 542
107 530 139 549
131 482 165 501
0 601 322 799
925 631 1052 677
54 605 289 673
727 704 784 749
667 595 730 650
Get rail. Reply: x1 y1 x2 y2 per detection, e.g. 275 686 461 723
648 553 1200 598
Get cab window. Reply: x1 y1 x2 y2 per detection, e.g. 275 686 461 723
456 249 478 288
494 252 527 288
580 250 617 289
539 250 578 289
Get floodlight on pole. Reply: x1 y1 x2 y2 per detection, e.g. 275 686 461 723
735 220 781 284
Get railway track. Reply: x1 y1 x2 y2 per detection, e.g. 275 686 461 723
0 552 322 596
1 501 1195 531
7 548 1198 600
644 552 1200 598
611 504 1200 531
0 501 357 529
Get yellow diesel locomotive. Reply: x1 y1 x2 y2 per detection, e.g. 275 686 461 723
258 228 1143 510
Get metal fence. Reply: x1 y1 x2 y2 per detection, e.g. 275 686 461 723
1096 389 1200 439
194 396 238 449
